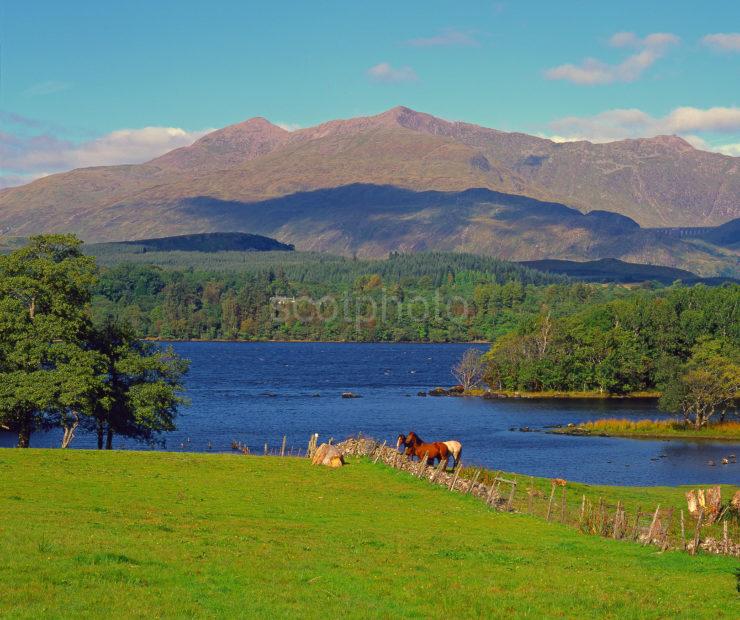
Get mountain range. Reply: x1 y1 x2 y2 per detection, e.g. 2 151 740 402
1 106 738 275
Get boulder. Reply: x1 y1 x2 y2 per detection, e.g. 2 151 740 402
686 486 722 524
417 391 427 397
428 387 448 396
311 443 345 468
448 385 465 394
341 392 361 399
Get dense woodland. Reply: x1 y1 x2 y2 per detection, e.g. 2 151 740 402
89 248 739 412
484 285 739 398
90 252 648 342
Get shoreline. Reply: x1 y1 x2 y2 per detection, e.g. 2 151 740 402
143 337 491 345
470 389 660 400
552 428 740 442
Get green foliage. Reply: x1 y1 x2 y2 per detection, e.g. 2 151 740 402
90 251 645 343
659 338 740 427
0 235 189 448
484 285 740 395
0 235 99 446
84 320 190 449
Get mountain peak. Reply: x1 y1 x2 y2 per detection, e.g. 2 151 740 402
369 106 462 136
150 116 289 170
649 135 695 149
619 134 696 151
194 116 288 144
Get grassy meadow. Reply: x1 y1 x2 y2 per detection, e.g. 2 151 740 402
1 450 739 618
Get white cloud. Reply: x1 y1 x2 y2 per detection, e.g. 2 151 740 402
546 106 740 156
545 32 679 85
701 33 740 52
275 122 301 132
23 80 72 96
714 143 740 156
406 29 479 47
367 62 419 83
0 125 211 188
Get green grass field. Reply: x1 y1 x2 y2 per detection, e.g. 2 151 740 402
1 450 738 618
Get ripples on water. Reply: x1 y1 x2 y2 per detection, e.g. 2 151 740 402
2 342 737 486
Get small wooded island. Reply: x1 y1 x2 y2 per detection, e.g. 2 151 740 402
552 419 740 441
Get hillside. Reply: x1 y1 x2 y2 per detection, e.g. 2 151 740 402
1 107 738 275
91 185 739 276
92 232 294 253
520 257 738 284
1 107 738 236
1 451 737 617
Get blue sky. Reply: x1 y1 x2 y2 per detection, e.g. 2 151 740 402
1 0 739 186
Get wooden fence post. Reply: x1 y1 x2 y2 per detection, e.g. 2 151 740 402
506 480 517 511
680 510 686 550
430 457 445 483
263 443 268 456
660 508 674 552
417 453 429 478
579 494 586 527
644 505 661 546
690 509 704 556
527 477 535 514
546 484 556 521
630 507 642 540
486 480 498 507
449 462 461 491
373 440 387 464
467 470 481 495
560 487 567 523
612 501 620 538
280 435 287 457
722 520 729 554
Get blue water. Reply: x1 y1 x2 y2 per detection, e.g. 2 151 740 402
2 342 738 486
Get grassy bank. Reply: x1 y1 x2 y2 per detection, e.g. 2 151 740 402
1 450 739 618
469 389 661 399
553 418 740 440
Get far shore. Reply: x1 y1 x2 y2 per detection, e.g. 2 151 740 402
466 389 660 400
143 337 491 345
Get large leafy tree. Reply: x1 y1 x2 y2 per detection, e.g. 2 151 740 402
0 235 99 447
0 235 189 449
84 319 189 449
659 338 739 428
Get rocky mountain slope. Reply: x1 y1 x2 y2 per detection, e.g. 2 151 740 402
0 107 737 274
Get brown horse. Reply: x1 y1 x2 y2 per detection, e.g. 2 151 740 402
397 432 450 467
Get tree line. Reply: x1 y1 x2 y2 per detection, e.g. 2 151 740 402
482 284 739 424
90 259 637 342
0 236 188 448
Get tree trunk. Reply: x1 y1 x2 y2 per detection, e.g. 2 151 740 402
60 412 79 449
96 420 104 450
105 427 113 450
17 423 31 448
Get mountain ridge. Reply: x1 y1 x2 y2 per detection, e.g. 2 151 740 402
0 107 737 274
